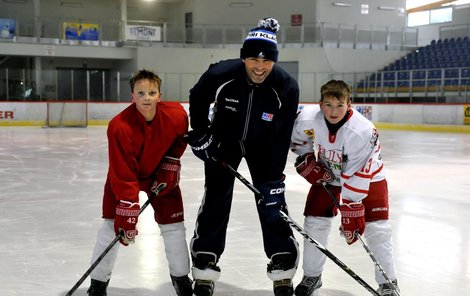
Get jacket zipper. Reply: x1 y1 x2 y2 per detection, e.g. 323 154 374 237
240 88 254 155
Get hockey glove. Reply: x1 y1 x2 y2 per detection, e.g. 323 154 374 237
339 200 365 245
152 156 181 196
114 200 140 246
184 130 221 163
259 177 287 224
295 152 333 184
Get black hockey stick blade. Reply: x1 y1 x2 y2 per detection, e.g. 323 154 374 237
221 162 264 204
321 182 400 295
65 183 166 296
279 211 381 296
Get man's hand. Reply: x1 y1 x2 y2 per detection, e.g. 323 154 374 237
295 152 333 184
339 200 365 245
114 200 140 246
184 130 221 162
259 178 287 223
152 156 181 196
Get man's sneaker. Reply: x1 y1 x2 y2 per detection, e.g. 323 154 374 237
193 279 215 296
294 275 322 296
377 280 399 296
274 279 294 296
87 279 109 296
170 275 193 296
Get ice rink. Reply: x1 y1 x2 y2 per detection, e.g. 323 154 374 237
1 126 469 296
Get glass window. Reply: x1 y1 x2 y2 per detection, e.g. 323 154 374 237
407 11 429 27
430 7 452 24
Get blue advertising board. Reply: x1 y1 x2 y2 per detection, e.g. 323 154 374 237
64 22 99 40
0 18 15 39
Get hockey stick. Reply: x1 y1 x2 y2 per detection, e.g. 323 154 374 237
221 162 263 204
321 182 400 296
221 165 379 295
65 183 167 296
279 211 380 296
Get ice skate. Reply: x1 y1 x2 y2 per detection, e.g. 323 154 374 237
377 280 399 296
171 275 193 296
294 275 322 296
273 279 294 296
87 279 109 296
193 279 215 296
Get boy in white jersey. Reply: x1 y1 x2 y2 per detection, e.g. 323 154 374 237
290 80 399 296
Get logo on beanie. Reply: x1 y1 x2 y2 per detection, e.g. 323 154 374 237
257 52 265 59
245 30 277 44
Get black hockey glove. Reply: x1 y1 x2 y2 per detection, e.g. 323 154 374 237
184 130 221 163
259 177 287 224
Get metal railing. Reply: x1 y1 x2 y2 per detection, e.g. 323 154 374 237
6 16 470 103
0 15 418 50
2 67 469 104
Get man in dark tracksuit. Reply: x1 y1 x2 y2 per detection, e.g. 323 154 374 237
185 18 299 296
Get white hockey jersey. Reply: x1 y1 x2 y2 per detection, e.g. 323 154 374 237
291 105 385 202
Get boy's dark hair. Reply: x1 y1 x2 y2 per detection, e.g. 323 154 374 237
129 69 162 93
320 80 352 103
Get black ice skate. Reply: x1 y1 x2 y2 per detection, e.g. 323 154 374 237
193 279 215 296
377 279 399 296
273 279 294 296
171 275 193 296
87 279 109 296
294 275 322 296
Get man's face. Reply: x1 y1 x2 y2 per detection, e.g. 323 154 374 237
131 79 160 121
243 57 275 84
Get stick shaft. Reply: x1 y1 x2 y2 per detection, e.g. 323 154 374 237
321 182 399 295
222 162 263 203
65 183 166 296
220 167 380 295
279 211 381 296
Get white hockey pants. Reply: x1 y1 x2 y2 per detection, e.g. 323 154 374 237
89 219 190 282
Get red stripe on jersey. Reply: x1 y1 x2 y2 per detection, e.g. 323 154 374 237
344 182 369 194
354 171 370 178
343 163 384 180
370 163 384 178
341 172 350 179
375 144 381 153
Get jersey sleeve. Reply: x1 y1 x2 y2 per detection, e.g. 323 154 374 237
340 127 381 202
290 106 316 157
164 104 189 159
107 120 140 203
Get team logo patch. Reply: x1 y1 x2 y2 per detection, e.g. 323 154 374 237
370 128 379 148
262 112 274 121
303 129 314 139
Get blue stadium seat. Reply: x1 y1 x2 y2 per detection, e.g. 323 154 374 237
356 37 470 91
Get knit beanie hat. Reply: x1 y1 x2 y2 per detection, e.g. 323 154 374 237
240 17 280 62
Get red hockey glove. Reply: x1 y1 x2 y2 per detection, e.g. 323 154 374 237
295 152 333 184
114 200 140 246
339 200 365 245
152 156 181 196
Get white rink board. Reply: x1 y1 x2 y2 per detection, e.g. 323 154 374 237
0 102 468 126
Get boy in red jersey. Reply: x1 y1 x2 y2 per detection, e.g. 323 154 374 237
87 69 192 296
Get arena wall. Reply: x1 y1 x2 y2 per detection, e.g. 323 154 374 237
1 102 469 133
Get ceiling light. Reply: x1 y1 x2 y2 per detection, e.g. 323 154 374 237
61 1 83 8
3 0 27 3
229 2 253 7
332 2 351 7
378 6 396 11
